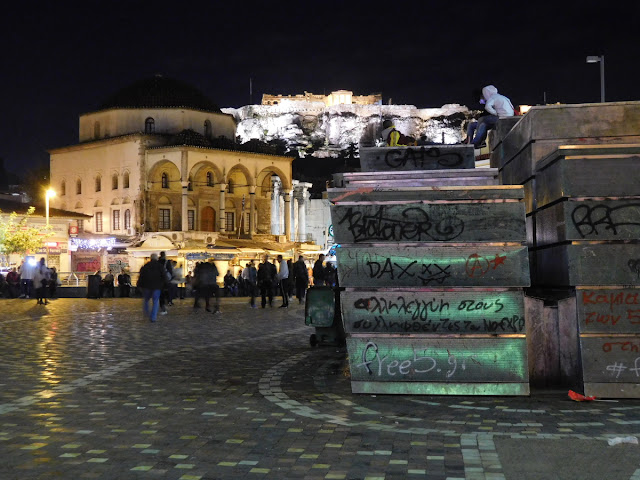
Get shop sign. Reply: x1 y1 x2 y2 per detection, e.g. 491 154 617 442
212 253 236 260
72 253 101 273
186 253 213 260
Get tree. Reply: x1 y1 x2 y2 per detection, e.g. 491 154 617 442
0 207 53 255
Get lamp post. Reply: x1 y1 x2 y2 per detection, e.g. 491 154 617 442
586 55 605 103
45 189 56 226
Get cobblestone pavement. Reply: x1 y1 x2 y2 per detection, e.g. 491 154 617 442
1 297 639 480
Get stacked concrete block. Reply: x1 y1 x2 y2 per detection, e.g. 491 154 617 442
493 102 640 397
328 145 531 395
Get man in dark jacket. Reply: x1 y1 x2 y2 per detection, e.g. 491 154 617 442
118 270 132 297
293 255 309 304
313 254 326 287
137 253 166 322
193 261 220 313
257 255 277 308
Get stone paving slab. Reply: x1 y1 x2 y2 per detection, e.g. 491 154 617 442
0 297 639 479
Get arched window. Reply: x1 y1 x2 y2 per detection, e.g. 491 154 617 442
227 179 234 194
206 171 213 187
76 179 82 195
145 117 155 134
94 121 101 139
60 181 66 196
95 175 102 192
161 172 169 188
204 120 212 139
112 174 118 190
123 171 130 189
124 209 131 230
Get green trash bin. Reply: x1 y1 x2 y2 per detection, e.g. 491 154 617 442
304 286 345 347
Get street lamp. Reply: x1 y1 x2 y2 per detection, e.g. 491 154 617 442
586 55 605 103
45 188 56 226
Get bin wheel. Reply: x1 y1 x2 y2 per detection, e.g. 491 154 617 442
310 334 318 347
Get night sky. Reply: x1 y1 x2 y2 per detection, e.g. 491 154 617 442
1 1 638 177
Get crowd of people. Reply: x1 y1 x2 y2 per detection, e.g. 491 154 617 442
0 258 60 303
0 252 339 322
135 252 338 321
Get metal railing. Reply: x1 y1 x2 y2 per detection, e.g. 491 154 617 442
57 272 140 287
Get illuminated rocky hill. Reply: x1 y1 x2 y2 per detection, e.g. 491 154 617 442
223 101 472 158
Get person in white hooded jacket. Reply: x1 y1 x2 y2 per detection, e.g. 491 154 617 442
464 85 515 148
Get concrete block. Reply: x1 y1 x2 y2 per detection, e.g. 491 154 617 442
501 102 640 157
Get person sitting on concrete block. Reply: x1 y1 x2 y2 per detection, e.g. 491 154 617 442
381 120 416 147
464 85 515 148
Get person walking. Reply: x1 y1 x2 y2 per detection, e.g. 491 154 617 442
293 255 309 304
286 259 294 299
242 260 258 308
158 251 173 311
193 261 220 313
276 255 289 308
171 261 185 300
258 255 276 308
137 253 166 322
33 257 50 305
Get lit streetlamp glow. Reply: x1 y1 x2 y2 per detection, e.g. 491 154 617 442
586 55 605 103
45 188 56 226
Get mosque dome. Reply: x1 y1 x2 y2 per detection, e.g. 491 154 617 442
98 75 221 112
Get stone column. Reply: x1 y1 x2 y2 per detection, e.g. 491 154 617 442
297 189 307 241
219 184 227 233
249 185 256 238
181 181 189 232
292 191 299 242
271 178 281 235
284 191 291 241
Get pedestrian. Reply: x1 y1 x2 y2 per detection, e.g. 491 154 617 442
258 255 276 308
286 259 294 299
463 85 515 148
6 268 20 298
236 268 246 297
33 257 50 305
158 251 172 312
276 255 289 308
95 270 104 298
102 270 115 297
171 261 185 300
185 271 193 297
19 259 35 299
293 255 309 304
324 262 337 287
242 260 258 308
137 253 166 322
48 267 59 298
223 270 238 297
118 269 132 297
313 254 326 287
0 272 8 298
193 261 220 313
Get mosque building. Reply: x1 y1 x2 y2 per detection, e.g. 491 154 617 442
48 75 314 277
